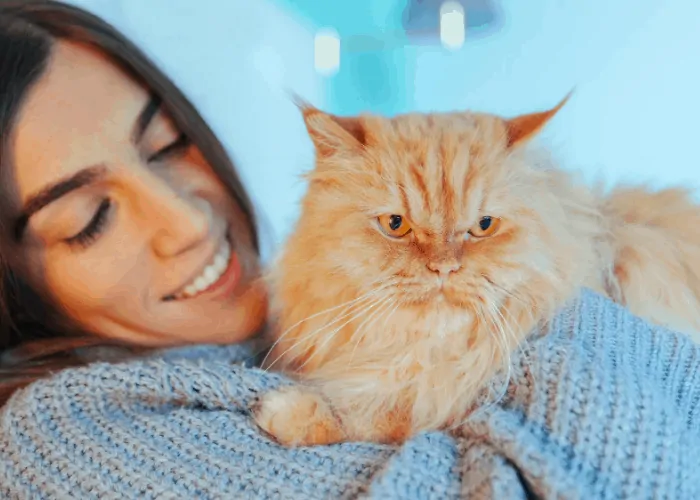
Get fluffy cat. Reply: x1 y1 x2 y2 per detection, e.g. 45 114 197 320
253 97 700 447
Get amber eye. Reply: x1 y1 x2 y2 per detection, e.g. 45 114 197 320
378 214 412 238
468 216 501 238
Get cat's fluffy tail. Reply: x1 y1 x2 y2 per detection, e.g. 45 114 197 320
603 186 700 339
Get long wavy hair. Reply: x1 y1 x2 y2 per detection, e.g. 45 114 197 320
0 0 259 404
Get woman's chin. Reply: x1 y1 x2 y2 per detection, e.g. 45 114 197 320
175 278 268 345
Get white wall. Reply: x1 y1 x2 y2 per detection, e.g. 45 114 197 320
66 0 324 260
410 0 700 191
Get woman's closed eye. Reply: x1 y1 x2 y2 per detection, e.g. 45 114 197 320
147 133 191 163
63 134 192 250
65 198 112 249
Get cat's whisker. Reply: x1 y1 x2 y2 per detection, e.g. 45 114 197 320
347 297 397 367
480 300 512 407
479 274 530 310
261 281 397 369
345 296 393 350
263 293 387 372
481 279 537 376
479 279 539 397
488 294 525 356
294 294 393 372
477 301 502 368
479 276 536 351
380 301 401 332
272 280 397 373
459 301 510 423
488 295 538 408
454 304 501 425
492 300 535 384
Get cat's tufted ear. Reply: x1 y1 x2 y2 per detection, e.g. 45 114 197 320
504 91 572 148
294 98 366 158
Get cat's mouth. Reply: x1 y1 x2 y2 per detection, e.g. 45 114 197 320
394 280 465 306
437 287 467 306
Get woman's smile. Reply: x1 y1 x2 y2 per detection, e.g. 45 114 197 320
164 232 240 301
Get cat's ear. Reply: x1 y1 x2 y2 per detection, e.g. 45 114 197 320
294 98 366 157
504 91 572 148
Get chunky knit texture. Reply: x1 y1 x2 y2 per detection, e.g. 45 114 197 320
1 289 699 499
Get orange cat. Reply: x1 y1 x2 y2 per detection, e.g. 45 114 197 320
253 97 700 447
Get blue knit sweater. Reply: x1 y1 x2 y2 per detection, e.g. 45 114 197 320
1 289 698 499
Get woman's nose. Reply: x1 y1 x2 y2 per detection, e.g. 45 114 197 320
130 169 212 258
151 194 211 258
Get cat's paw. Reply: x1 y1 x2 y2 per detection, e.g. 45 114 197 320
252 387 346 447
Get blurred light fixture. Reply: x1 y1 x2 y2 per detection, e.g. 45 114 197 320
439 1 465 50
403 0 501 45
306 0 501 58
314 28 341 76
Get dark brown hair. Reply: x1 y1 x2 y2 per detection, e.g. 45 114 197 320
0 0 259 403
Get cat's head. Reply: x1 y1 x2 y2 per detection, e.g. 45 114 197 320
276 97 604 341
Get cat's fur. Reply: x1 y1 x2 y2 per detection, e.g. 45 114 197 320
253 98 700 447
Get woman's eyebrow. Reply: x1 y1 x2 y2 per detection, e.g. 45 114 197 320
132 93 161 144
13 165 107 241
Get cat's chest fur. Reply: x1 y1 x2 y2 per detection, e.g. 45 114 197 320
309 306 516 435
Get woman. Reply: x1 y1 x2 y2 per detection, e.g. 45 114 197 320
0 0 268 402
1 2 699 499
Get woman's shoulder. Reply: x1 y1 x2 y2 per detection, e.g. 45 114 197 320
2 342 281 418
0 344 391 498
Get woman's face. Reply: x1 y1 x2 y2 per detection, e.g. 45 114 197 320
4 41 266 347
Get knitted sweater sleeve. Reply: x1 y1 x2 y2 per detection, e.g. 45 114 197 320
1 289 699 499
457 289 700 499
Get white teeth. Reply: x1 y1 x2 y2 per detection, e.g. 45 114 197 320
173 239 232 300
214 254 226 269
203 266 219 282
194 275 208 291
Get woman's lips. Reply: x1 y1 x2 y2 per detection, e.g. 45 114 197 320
163 234 241 302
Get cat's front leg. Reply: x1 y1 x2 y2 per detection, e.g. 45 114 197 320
253 385 413 446
252 386 347 447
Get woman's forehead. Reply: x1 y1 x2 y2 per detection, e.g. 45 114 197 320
9 41 148 209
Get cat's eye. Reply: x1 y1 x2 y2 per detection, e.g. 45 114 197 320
468 216 501 238
378 214 412 238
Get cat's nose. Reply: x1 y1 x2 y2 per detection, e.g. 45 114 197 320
426 260 462 278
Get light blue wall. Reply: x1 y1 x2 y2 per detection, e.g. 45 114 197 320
408 0 700 191
284 0 700 191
